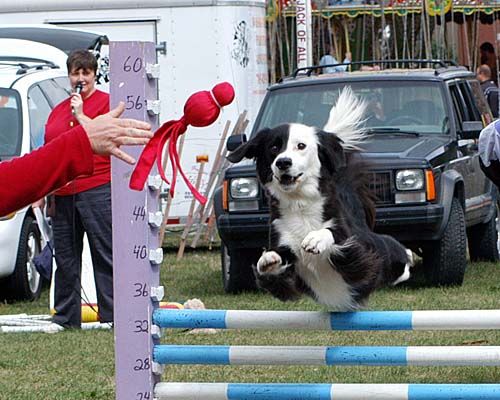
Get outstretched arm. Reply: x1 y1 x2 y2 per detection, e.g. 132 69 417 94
1 126 94 217
1 102 152 217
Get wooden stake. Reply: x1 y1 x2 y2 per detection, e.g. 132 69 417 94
202 118 249 247
204 206 217 249
194 120 231 224
190 111 248 248
177 156 207 259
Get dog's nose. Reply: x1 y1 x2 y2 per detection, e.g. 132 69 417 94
276 157 292 171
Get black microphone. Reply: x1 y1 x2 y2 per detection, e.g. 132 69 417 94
75 82 83 94
72 82 83 115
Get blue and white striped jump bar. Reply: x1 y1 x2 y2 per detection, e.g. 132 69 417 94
154 383 500 400
153 345 500 366
153 309 500 331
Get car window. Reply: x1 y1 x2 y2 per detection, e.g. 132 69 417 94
449 85 464 129
469 79 492 125
449 80 488 130
39 77 71 107
256 80 449 135
28 85 52 150
0 88 22 158
54 77 72 93
459 80 481 121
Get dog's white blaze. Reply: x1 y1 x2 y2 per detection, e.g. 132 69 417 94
268 124 322 199
281 124 320 169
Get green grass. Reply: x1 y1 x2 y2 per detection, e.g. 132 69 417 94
0 243 499 399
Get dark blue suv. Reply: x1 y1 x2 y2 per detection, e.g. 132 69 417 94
214 60 498 293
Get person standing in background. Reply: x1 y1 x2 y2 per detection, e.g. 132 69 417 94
477 64 499 118
319 44 352 73
42 50 113 330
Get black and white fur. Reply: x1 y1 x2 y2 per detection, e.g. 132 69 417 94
227 88 412 310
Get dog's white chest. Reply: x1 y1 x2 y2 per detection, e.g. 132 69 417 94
275 215 321 250
274 198 324 251
273 202 356 310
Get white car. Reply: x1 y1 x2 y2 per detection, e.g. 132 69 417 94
0 39 71 300
0 27 107 301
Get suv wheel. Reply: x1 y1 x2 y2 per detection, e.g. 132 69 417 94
221 243 258 293
467 203 499 262
423 197 467 286
1 216 43 301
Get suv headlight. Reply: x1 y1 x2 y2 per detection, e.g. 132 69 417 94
226 177 260 212
230 178 259 198
395 169 428 204
395 169 424 190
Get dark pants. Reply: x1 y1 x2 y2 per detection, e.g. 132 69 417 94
52 183 113 328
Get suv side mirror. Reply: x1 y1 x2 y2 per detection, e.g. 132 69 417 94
226 134 247 152
461 121 483 139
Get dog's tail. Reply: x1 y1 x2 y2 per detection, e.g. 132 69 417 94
323 86 367 150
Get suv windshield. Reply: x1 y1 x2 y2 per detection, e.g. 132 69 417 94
255 80 449 135
0 88 22 159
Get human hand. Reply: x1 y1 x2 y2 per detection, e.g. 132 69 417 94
81 102 153 165
71 93 83 118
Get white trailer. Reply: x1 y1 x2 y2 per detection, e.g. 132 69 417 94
0 0 268 222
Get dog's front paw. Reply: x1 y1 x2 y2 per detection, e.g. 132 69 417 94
256 251 286 275
301 229 334 254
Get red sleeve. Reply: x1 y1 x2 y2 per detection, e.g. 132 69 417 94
0 126 94 216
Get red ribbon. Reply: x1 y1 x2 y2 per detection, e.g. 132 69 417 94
129 117 207 204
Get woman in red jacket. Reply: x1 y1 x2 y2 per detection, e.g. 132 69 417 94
44 50 113 329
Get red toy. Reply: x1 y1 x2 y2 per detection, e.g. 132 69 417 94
129 82 235 204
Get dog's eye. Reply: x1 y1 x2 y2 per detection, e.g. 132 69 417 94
297 143 306 150
270 145 279 154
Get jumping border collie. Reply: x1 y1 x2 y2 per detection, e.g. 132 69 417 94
227 88 412 310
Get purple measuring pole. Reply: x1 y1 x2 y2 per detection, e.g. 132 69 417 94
110 41 161 400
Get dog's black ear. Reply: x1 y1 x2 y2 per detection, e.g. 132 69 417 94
226 128 270 163
318 131 346 174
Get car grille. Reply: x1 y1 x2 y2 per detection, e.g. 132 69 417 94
369 171 393 205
